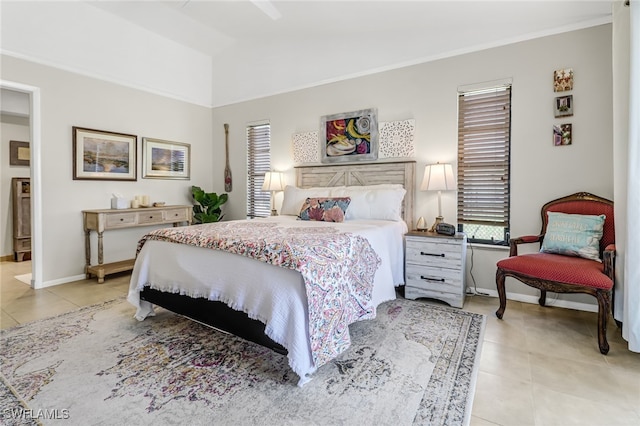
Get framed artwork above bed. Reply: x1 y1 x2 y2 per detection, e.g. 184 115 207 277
320 108 378 164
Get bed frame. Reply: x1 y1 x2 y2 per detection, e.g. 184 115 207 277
140 160 416 354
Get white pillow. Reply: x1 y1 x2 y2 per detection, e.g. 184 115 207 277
331 185 406 221
280 185 334 216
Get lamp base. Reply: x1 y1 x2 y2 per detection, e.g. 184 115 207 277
429 216 444 232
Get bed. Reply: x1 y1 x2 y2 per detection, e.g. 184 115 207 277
127 161 416 386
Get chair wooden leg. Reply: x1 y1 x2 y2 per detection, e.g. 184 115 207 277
496 268 506 319
611 284 623 328
596 289 611 355
539 290 547 306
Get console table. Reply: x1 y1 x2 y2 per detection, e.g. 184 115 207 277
83 205 192 283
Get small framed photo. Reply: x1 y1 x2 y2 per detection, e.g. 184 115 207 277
553 68 574 92
554 95 573 117
73 127 137 181
320 108 378 163
554 123 572 146
142 137 190 179
9 140 30 166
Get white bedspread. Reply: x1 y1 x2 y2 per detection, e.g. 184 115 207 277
127 216 406 385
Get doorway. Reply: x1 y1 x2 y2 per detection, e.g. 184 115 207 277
1 81 42 288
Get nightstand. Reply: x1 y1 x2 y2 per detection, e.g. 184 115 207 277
404 230 467 308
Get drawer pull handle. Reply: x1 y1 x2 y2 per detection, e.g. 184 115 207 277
421 275 445 283
120 218 124 221
420 251 445 257
149 216 154 219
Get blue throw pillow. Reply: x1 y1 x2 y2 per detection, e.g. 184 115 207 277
540 212 605 262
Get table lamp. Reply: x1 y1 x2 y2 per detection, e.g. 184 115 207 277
262 171 284 216
420 163 456 232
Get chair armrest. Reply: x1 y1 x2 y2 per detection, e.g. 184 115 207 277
603 244 616 281
509 235 542 256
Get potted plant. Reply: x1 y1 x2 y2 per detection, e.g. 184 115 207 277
191 185 228 224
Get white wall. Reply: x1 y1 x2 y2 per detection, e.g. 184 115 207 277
1 116 30 257
0 24 614 308
213 25 614 309
0 55 214 285
1 1 213 107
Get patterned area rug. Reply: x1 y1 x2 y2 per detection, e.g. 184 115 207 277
0 297 484 426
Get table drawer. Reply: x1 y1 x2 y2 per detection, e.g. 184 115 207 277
137 211 164 224
164 208 189 222
105 213 137 228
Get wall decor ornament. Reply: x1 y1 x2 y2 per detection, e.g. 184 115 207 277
554 95 573 117
378 119 416 159
553 68 574 92
553 123 572 146
142 137 191 179
9 140 30 166
72 126 137 181
292 131 319 164
320 108 378 163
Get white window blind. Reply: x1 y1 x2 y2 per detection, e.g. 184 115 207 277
246 122 271 218
457 85 511 243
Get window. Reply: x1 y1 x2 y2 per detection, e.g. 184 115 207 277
246 121 271 218
457 85 511 245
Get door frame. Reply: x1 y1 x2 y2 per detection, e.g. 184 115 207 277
2 80 42 288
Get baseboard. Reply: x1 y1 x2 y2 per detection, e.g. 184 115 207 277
0 255 15 262
38 274 88 289
468 288 598 313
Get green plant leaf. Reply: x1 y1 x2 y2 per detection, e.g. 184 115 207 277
191 186 228 223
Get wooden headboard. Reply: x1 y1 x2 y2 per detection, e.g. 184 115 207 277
295 161 416 230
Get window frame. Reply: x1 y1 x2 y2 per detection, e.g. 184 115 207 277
456 85 512 246
246 121 271 219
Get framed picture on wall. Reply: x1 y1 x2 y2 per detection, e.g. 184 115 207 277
142 137 190 179
553 123 572 146
553 68 574 92
320 108 378 163
72 127 137 181
554 95 573 117
9 140 30 166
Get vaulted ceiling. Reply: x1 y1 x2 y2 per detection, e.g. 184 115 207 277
1 1 614 107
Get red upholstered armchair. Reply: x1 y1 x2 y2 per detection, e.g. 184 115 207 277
495 192 615 354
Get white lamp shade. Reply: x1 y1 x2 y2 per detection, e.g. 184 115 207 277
262 171 284 192
420 163 456 191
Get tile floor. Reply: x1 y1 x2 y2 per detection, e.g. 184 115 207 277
2 260 639 425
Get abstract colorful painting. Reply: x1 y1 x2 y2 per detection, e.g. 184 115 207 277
320 108 378 163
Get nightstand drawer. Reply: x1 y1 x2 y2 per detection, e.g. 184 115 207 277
405 264 463 292
405 240 462 269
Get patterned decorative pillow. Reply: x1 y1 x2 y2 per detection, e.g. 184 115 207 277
540 212 605 262
299 197 351 222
